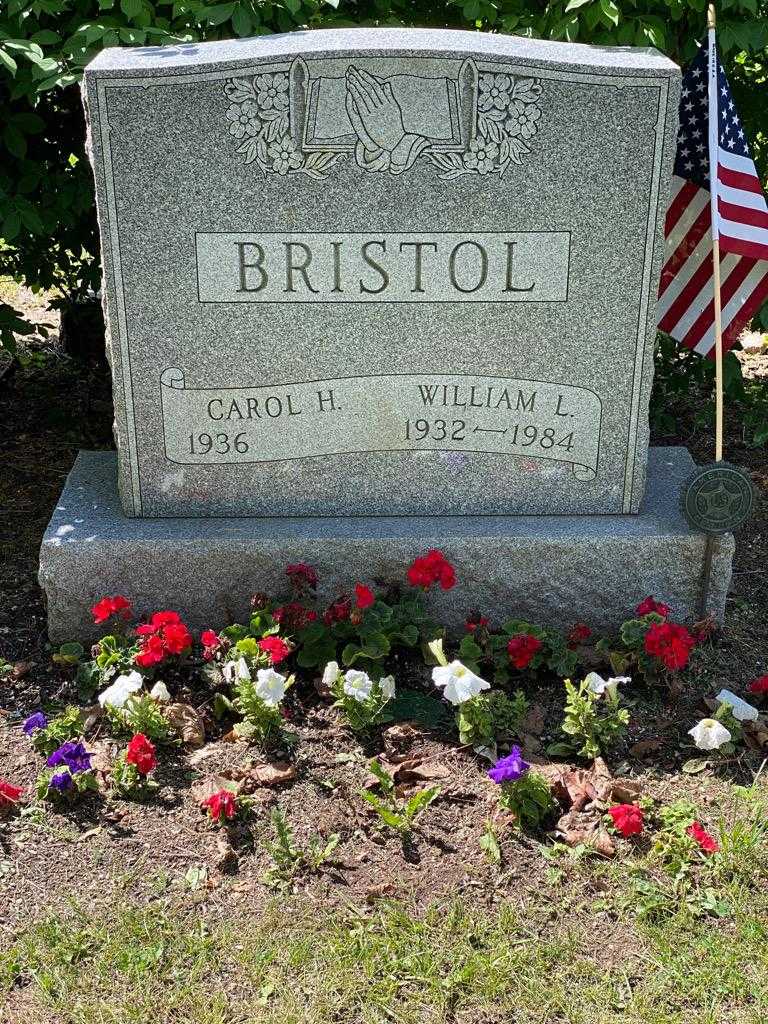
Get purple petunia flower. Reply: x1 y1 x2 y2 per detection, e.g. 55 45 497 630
23 712 48 736
488 744 530 784
50 771 74 792
46 741 92 775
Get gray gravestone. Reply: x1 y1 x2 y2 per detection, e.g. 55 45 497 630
41 30 735 643
81 29 680 517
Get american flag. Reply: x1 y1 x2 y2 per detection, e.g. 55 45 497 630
657 37 768 357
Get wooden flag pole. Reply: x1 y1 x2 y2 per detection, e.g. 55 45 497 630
696 3 722 618
708 2 724 464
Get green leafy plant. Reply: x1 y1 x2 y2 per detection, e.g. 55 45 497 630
261 807 340 890
35 766 97 802
548 677 629 759
359 759 439 836
28 706 83 757
479 820 502 864
459 619 578 683
326 663 395 733
110 755 158 800
652 334 768 449
230 664 294 749
105 694 170 743
296 594 433 673
496 770 555 831
454 688 529 748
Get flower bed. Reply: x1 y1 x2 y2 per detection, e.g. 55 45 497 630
3 549 766 904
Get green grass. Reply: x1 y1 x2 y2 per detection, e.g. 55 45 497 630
3 887 768 1024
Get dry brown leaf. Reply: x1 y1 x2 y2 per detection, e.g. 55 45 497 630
250 761 297 787
187 746 218 766
557 808 616 857
382 722 425 762
10 661 32 681
366 882 398 903
165 702 205 747
190 773 242 804
744 721 768 750
395 759 450 783
87 738 115 776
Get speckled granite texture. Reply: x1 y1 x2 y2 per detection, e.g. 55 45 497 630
82 29 680 518
40 447 733 643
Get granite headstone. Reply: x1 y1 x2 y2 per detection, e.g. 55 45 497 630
82 29 680 517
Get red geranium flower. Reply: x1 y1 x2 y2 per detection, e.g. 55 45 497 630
201 629 221 661
687 821 719 853
609 803 644 838
567 623 592 648
407 549 456 591
134 611 192 667
644 622 695 671
323 596 351 626
135 633 165 668
636 596 671 618
748 675 768 695
0 780 24 808
91 595 132 625
125 733 157 775
136 611 182 635
258 635 292 665
465 614 490 633
203 789 237 822
273 602 317 631
286 562 318 591
163 622 193 655
507 633 542 670
354 584 375 610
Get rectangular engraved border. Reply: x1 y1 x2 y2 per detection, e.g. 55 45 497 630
193 230 572 304
91 55 670 518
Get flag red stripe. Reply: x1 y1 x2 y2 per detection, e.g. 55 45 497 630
681 257 756 349
659 254 713 334
718 197 768 230
659 205 711 295
722 271 768 345
718 234 768 260
718 165 765 195
664 180 699 235
705 270 768 358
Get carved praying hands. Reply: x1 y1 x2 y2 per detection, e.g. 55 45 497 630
343 66 429 174
345 67 407 154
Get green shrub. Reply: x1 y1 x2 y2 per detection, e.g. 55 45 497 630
1 0 767 352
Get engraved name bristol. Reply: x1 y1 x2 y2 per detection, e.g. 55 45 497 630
195 231 570 303
223 58 543 180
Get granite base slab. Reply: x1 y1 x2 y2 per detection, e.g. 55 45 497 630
39 448 733 644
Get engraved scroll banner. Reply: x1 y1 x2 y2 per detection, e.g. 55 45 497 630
160 369 601 478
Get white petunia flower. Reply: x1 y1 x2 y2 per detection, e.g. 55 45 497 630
98 670 143 708
688 718 732 751
150 681 171 702
432 660 490 705
715 689 759 722
254 668 287 707
379 675 396 700
343 669 374 702
585 672 631 698
322 660 341 687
